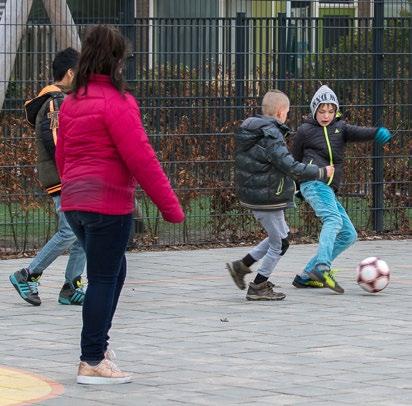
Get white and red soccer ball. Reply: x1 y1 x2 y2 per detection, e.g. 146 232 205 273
356 257 390 293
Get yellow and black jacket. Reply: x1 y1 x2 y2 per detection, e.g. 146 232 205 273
24 85 66 196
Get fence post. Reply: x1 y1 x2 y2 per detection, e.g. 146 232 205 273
372 0 384 232
277 12 287 92
409 16 412 207
235 12 246 120
121 0 137 82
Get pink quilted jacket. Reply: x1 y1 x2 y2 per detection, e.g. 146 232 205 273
56 74 184 223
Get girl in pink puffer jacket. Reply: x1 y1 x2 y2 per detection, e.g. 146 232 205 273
56 25 184 385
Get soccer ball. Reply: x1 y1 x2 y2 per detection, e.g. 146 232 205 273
356 257 390 293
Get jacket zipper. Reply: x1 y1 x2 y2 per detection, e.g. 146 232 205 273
323 126 334 186
275 177 284 195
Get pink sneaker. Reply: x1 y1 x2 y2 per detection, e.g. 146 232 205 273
104 348 116 361
77 359 132 385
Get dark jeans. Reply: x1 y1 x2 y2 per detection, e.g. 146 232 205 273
65 210 132 362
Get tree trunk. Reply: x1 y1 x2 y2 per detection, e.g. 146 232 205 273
43 0 81 51
0 0 33 111
0 0 81 112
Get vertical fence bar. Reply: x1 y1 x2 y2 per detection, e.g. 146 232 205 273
372 0 384 232
122 0 137 82
409 17 412 129
235 12 246 120
277 12 286 92
409 17 412 207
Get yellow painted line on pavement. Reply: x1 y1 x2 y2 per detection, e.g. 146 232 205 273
0 366 63 406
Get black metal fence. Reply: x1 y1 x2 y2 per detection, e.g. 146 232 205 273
0 0 411 254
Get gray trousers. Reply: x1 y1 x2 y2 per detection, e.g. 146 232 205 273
249 209 289 278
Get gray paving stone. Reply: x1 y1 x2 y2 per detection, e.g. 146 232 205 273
0 239 411 405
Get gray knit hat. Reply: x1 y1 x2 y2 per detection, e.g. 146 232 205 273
310 85 339 116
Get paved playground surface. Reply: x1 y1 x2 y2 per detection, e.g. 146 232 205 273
0 239 411 405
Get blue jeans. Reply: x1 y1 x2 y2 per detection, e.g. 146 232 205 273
250 210 289 278
28 195 86 283
65 210 132 363
300 181 357 274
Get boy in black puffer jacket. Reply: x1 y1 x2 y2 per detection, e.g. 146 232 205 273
226 90 334 301
291 85 392 293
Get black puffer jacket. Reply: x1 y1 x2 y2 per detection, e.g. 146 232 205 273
292 116 377 191
235 115 328 210
24 85 66 195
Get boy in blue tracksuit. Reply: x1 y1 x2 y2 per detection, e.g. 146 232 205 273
291 85 392 293
226 90 334 301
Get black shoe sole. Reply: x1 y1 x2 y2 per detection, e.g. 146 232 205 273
58 298 83 306
246 294 286 301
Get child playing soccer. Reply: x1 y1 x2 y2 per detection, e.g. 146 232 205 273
291 85 392 293
226 90 334 301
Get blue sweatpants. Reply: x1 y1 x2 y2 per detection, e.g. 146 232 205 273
300 180 357 275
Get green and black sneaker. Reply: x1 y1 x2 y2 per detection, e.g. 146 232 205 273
292 274 325 288
308 265 344 294
58 276 86 305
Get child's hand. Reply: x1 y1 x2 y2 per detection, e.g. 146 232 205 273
326 165 335 178
375 127 392 144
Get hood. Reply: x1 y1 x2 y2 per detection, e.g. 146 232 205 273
237 115 290 151
241 115 289 134
310 85 339 117
24 84 63 127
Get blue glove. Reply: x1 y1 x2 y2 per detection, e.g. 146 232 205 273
375 127 392 145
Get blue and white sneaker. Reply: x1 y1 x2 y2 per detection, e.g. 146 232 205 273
58 276 86 305
9 268 41 306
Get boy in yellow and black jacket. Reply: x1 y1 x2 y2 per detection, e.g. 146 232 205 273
25 83 66 196
9 48 86 307
291 85 392 293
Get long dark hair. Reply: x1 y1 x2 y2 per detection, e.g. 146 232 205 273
73 25 128 95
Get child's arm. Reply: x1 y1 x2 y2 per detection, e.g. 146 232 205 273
344 123 392 145
266 133 328 182
344 123 376 142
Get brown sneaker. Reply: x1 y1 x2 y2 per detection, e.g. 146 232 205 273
226 260 252 290
246 281 286 301
77 359 132 385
